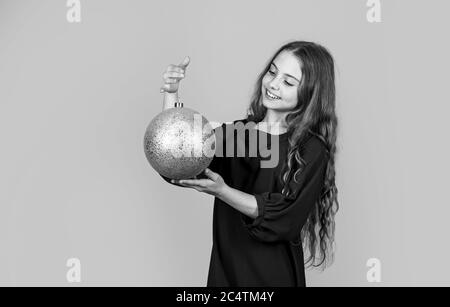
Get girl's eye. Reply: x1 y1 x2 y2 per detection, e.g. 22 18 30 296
267 70 294 86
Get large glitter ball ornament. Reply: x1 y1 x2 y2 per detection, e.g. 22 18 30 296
143 103 216 180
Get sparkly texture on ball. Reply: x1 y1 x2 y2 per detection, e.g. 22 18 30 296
143 107 216 180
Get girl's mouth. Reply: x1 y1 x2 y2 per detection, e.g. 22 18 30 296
265 89 281 100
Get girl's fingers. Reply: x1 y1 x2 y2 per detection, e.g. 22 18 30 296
179 179 208 187
160 58 189 92
179 56 190 69
160 84 173 92
163 71 185 79
164 78 178 84
167 65 185 73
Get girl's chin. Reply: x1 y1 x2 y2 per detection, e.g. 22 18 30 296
262 98 283 107
262 99 296 112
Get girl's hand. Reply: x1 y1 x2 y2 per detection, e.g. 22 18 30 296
171 168 227 197
160 56 190 93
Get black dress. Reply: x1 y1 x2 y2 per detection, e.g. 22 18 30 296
162 118 329 287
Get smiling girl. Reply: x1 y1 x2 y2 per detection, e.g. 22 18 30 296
160 41 339 287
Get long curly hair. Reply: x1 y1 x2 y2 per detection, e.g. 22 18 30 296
246 41 339 269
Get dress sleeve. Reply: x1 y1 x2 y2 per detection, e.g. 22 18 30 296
242 137 329 243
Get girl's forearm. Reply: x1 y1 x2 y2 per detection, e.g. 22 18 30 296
217 185 258 219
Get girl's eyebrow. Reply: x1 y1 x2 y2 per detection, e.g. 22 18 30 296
271 62 300 82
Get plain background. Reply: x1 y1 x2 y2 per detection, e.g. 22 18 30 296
1 0 449 286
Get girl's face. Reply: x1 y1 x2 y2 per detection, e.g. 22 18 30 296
261 51 302 112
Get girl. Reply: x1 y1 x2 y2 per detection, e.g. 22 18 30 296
159 41 339 287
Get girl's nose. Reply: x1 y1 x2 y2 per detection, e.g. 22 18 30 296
269 78 280 90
